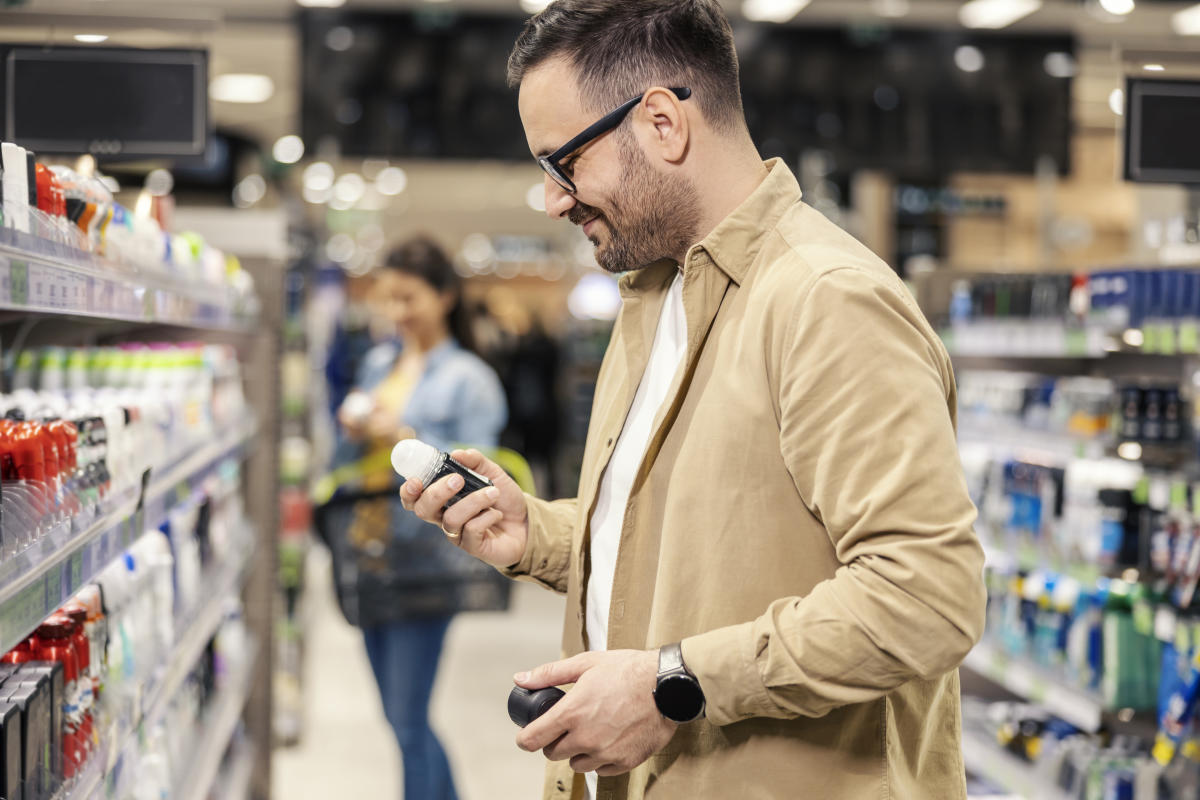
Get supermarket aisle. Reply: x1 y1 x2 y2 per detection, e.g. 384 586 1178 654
273 548 565 800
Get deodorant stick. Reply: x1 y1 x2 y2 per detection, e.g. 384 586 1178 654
391 439 493 508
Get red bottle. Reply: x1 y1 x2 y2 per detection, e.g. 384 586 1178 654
33 615 82 778
1 640 35 664
60 604 94 757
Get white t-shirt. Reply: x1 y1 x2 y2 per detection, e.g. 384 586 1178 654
584 272 686 799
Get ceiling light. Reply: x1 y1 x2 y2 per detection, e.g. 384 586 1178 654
742 0 813 24
325 26 354 52
334 173 366 205
959 0 1041 29
326 234 356 263
1143 63 1165 72
272 135 305 164
297 0 346 7
233 174 267 209
375 167 408 196
302 184 331 205
74 34 108 43
1109 88 1125 116
303 162 334 192
1099 0 1135 14
1043 52 1077 78
1174 4 1200 35
210 74 274 104
870 0 910 17
520 0 552 12
954 45 986 73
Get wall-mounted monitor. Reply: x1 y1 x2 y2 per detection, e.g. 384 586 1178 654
1124 77 1200 185
1 45 208 159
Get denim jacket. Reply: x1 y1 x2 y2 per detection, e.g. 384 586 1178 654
327 338 509 627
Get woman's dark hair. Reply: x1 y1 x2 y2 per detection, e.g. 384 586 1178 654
383 236 477 354
507 0 744 136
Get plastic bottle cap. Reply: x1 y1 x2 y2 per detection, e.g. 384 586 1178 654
391 439 440 484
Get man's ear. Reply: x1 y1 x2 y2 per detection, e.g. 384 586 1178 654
636 86 690 163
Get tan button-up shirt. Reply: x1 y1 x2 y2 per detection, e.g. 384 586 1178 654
505 159 986 800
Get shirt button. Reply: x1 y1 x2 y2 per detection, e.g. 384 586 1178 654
606 437 614 447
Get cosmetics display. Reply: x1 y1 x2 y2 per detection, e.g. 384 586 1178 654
0 466 252 800
942 268 1200 358
962 697 1200 800
0 342 248 552
0 140 251 293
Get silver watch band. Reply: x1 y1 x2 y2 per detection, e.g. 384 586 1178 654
658 642 685 675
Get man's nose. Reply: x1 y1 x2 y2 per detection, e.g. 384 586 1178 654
544 174 576 220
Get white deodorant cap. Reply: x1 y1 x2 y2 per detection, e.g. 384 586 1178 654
391 438 441 484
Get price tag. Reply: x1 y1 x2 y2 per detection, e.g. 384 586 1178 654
1180 322 1200 354
1161 325 1178 356
1064 329 1088 357
68 551 83 591
10 260 28 305
28 264 50 308
1143 326 1159 354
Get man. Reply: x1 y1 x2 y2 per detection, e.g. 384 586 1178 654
401 1 987 798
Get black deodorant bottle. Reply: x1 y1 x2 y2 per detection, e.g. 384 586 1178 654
391 439 493 508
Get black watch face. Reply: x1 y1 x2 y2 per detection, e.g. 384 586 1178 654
655 674 704 722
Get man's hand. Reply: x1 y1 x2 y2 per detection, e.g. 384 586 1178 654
400 448 529 568
514 650 677 776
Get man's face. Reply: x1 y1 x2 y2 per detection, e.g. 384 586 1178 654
518 59 700 273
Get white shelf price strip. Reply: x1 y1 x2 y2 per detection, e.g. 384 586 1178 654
963 641 1104 733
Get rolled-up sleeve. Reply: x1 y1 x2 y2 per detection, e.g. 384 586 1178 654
683 266 986 725
500 495 577 595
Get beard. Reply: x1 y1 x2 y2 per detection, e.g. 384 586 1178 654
568 136 702 274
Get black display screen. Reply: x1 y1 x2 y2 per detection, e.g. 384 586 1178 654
1125 79 1200 184
2 45 207 158
302 10 1073 178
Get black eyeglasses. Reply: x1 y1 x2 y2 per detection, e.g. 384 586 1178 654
537 87 692 194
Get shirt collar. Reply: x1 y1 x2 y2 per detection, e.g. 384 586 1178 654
689 158 802 286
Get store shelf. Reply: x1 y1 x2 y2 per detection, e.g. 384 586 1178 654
0 418 257 655
963 641 1105 733
942 322 1112 359
0 230 252 330
46 530 254 800
173 641 258 800
962 727 1071 800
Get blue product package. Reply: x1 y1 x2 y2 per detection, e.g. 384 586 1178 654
1154 648 1200 764
1165 270 1185 321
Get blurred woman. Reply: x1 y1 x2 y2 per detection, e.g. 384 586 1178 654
331 236 507 800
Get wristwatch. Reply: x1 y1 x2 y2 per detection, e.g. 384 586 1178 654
653 642 706 723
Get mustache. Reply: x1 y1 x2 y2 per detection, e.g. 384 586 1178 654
568 204 602 227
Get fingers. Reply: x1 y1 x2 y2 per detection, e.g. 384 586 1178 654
514 652 599 690
569 755 618 774
459 508 504 547
516 712 568 753
411 473 466 520
449 449 509 483
399 479 423 512
441 485 501 534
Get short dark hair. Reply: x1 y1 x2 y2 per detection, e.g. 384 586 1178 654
383 236 476 354
507 0 744 135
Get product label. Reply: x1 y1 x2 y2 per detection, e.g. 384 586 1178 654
10 260 28 305
1180 322 1199 354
